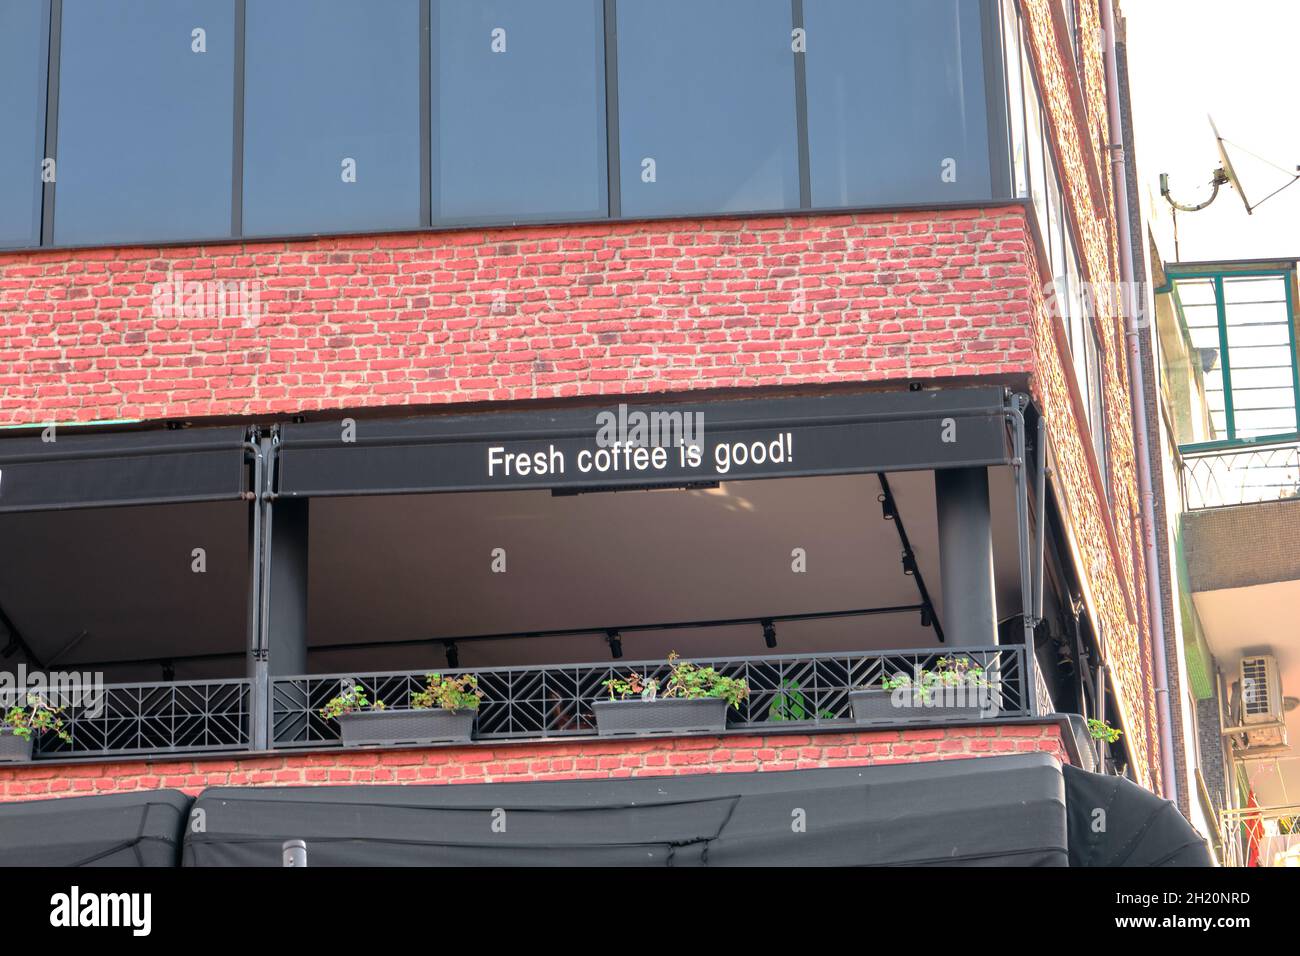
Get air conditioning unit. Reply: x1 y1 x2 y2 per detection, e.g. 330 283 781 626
1240 655 1288 749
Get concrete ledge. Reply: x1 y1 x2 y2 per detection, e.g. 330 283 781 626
1183 498 1300 592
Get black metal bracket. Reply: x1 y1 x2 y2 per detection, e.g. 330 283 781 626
876 473 945 643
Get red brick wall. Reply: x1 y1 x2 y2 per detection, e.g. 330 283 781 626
0 725 1070 802
0 209 1035 425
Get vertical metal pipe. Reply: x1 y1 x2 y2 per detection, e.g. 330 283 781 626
1033 414 1048 622
1102 0 1177 802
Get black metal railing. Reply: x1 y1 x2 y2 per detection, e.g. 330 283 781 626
271 646 1030 749
33 679 253 759
1181 442 1300 509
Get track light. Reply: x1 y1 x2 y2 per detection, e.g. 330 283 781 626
443 641 459 669
902 552 917 576
879 493 895 521
920 607 932 629
761 619 777 648
161 660 175 682
606 630 623 660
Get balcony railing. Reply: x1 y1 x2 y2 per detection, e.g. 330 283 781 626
271 646 1032 749
13 648 1037 761
1181 442 1300 509
32 679 253 759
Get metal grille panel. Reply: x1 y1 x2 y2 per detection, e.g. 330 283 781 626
33 679 253 759
272 647 1029 748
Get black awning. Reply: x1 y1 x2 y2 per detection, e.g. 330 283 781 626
276 387 1012 498
0 426 249 513
0 790 193 867
1063 763 1214 866
184 754 1067 866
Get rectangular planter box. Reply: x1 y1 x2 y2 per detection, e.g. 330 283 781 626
336 708 475 747
0 730 33 763
848 688 994 725
592 697 729 737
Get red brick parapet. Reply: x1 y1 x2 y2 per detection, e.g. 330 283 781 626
0 723 1070 803
0 208 1036 425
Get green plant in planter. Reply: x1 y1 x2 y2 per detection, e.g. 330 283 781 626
319 682 385 721
603 672 659 702
1087 718 1122 744
409 673 483 712
766 679 834 721
2 694 72 743
879 656 990 701
604 652 750 710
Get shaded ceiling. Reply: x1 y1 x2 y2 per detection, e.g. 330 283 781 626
305 469 1025 671
0 469 1026 681
0 501 248 680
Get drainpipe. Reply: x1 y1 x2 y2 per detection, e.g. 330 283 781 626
1102 0 1178 803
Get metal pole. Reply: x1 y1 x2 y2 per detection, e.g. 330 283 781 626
934 467 998 647
282 839 307 867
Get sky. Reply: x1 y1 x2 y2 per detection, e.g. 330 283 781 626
1124 0 1300 264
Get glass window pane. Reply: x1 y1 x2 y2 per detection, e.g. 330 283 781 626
0 0 48 248
54 0 235 245
616 0 798 217
243 0 421 236
435 0 606 224
1022 49 1049 248
1001 0 1027 200
1223 275 1297 437
805 0 991 206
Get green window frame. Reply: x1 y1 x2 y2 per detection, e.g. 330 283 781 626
1170 267 1300 453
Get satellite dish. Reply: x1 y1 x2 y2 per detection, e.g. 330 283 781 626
1161 116 1299 217
1210 115 1252 215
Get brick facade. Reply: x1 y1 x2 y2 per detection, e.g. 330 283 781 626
0 724 1070 803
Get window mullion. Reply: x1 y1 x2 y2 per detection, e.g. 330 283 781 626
1214 275 1236 440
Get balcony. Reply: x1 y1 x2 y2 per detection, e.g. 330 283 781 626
0 388 1113 775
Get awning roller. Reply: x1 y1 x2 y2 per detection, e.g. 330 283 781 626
276 388 1014 498
0 427 249 513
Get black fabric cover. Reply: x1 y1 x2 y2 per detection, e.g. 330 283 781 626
0 426 248 513
1063 763 1213 866
184 754 1067 866
0 789 193 867
275 388 1012 497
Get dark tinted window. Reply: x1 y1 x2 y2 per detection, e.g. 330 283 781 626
243 0 421 236
616 0 799 217
804 0 991 206
0 0 48 248
435 0 606 224
54 0 235 245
